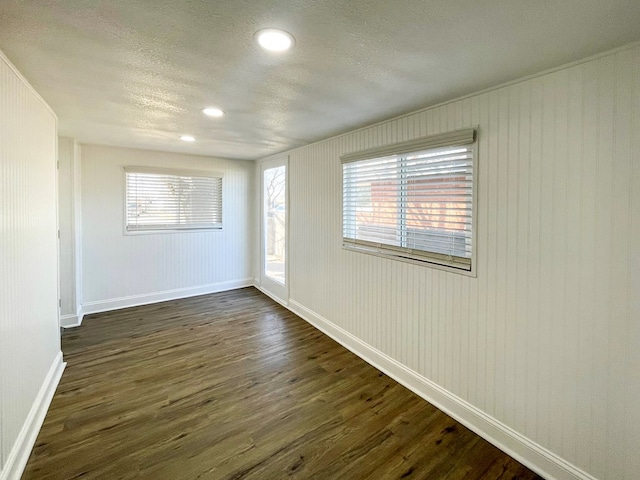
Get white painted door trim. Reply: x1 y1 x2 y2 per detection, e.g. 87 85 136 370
259 155 289 304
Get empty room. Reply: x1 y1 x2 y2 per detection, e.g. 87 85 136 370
0 1 638 479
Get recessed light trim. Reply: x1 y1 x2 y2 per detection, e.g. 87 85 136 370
202 107 225 117
180 135 195 142
255 28 295 52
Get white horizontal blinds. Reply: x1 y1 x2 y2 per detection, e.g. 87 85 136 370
343 154 403 247
342 129 475 270
404 146 473 260
125 168 222 231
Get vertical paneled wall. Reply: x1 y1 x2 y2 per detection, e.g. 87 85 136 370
265 45 639 480
81 145 254 309
0 52 61 475
58 137 78 318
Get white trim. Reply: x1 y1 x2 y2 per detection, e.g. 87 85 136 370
258 155 289 303
0 352 65 480
59 307 84 329
73 141 83 319
276 297 597 480
82 278 253 315
254 283 288 307
123 226 223 236
59 313 79 328
341 244 475 276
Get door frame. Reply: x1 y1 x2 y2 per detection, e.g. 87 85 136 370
259 155 289 304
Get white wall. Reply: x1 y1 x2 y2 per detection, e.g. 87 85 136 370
81 145 254 312
0 51 64 480
57 137 83 327
58 137 76 317
261 44 640 480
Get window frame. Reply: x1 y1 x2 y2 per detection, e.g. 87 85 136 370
123 166 223 235
341 128 478 277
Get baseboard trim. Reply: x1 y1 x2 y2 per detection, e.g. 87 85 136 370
0 351 65 480
254 283 288 307
59 313 78 328
81 278 254 315
286 299 596 480
59 306 84 329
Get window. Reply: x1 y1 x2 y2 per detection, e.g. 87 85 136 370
342 128 476 272
125 167 222 232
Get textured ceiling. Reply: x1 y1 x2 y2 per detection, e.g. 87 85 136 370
1 0 639 160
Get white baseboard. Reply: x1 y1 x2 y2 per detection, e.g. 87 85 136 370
59 306 84 329
0 351 66 480
59 313 78 328
285 299 596 480
81 278 254 315
254 283 288 307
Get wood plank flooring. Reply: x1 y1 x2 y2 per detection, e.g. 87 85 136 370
23 287 543 479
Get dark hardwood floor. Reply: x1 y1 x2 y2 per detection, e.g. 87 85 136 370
23 287 543 479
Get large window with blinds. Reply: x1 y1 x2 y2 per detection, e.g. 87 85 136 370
342 128 476 272
125 167 222 232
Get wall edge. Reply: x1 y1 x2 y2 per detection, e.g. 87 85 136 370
0 49 57 119
0 352 65 480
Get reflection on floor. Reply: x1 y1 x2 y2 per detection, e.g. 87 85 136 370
23 287 544 480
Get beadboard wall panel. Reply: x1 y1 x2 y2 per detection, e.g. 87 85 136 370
262 44 640 480
0 51 63 479
81 145 254 309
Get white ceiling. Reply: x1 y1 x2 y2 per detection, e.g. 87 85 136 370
1 1 639 160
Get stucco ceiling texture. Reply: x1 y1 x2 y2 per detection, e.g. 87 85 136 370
1 0 639 160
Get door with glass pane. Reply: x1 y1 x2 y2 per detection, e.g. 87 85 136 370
260 157 288 303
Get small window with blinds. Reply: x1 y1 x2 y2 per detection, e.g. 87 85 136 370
342 128 476 272
125 167 222 232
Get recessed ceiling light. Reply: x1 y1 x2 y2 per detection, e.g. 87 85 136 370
180 135 195 142
255 28 295 52
202 107 225 117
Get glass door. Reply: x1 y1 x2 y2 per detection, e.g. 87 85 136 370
260 157 288 303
